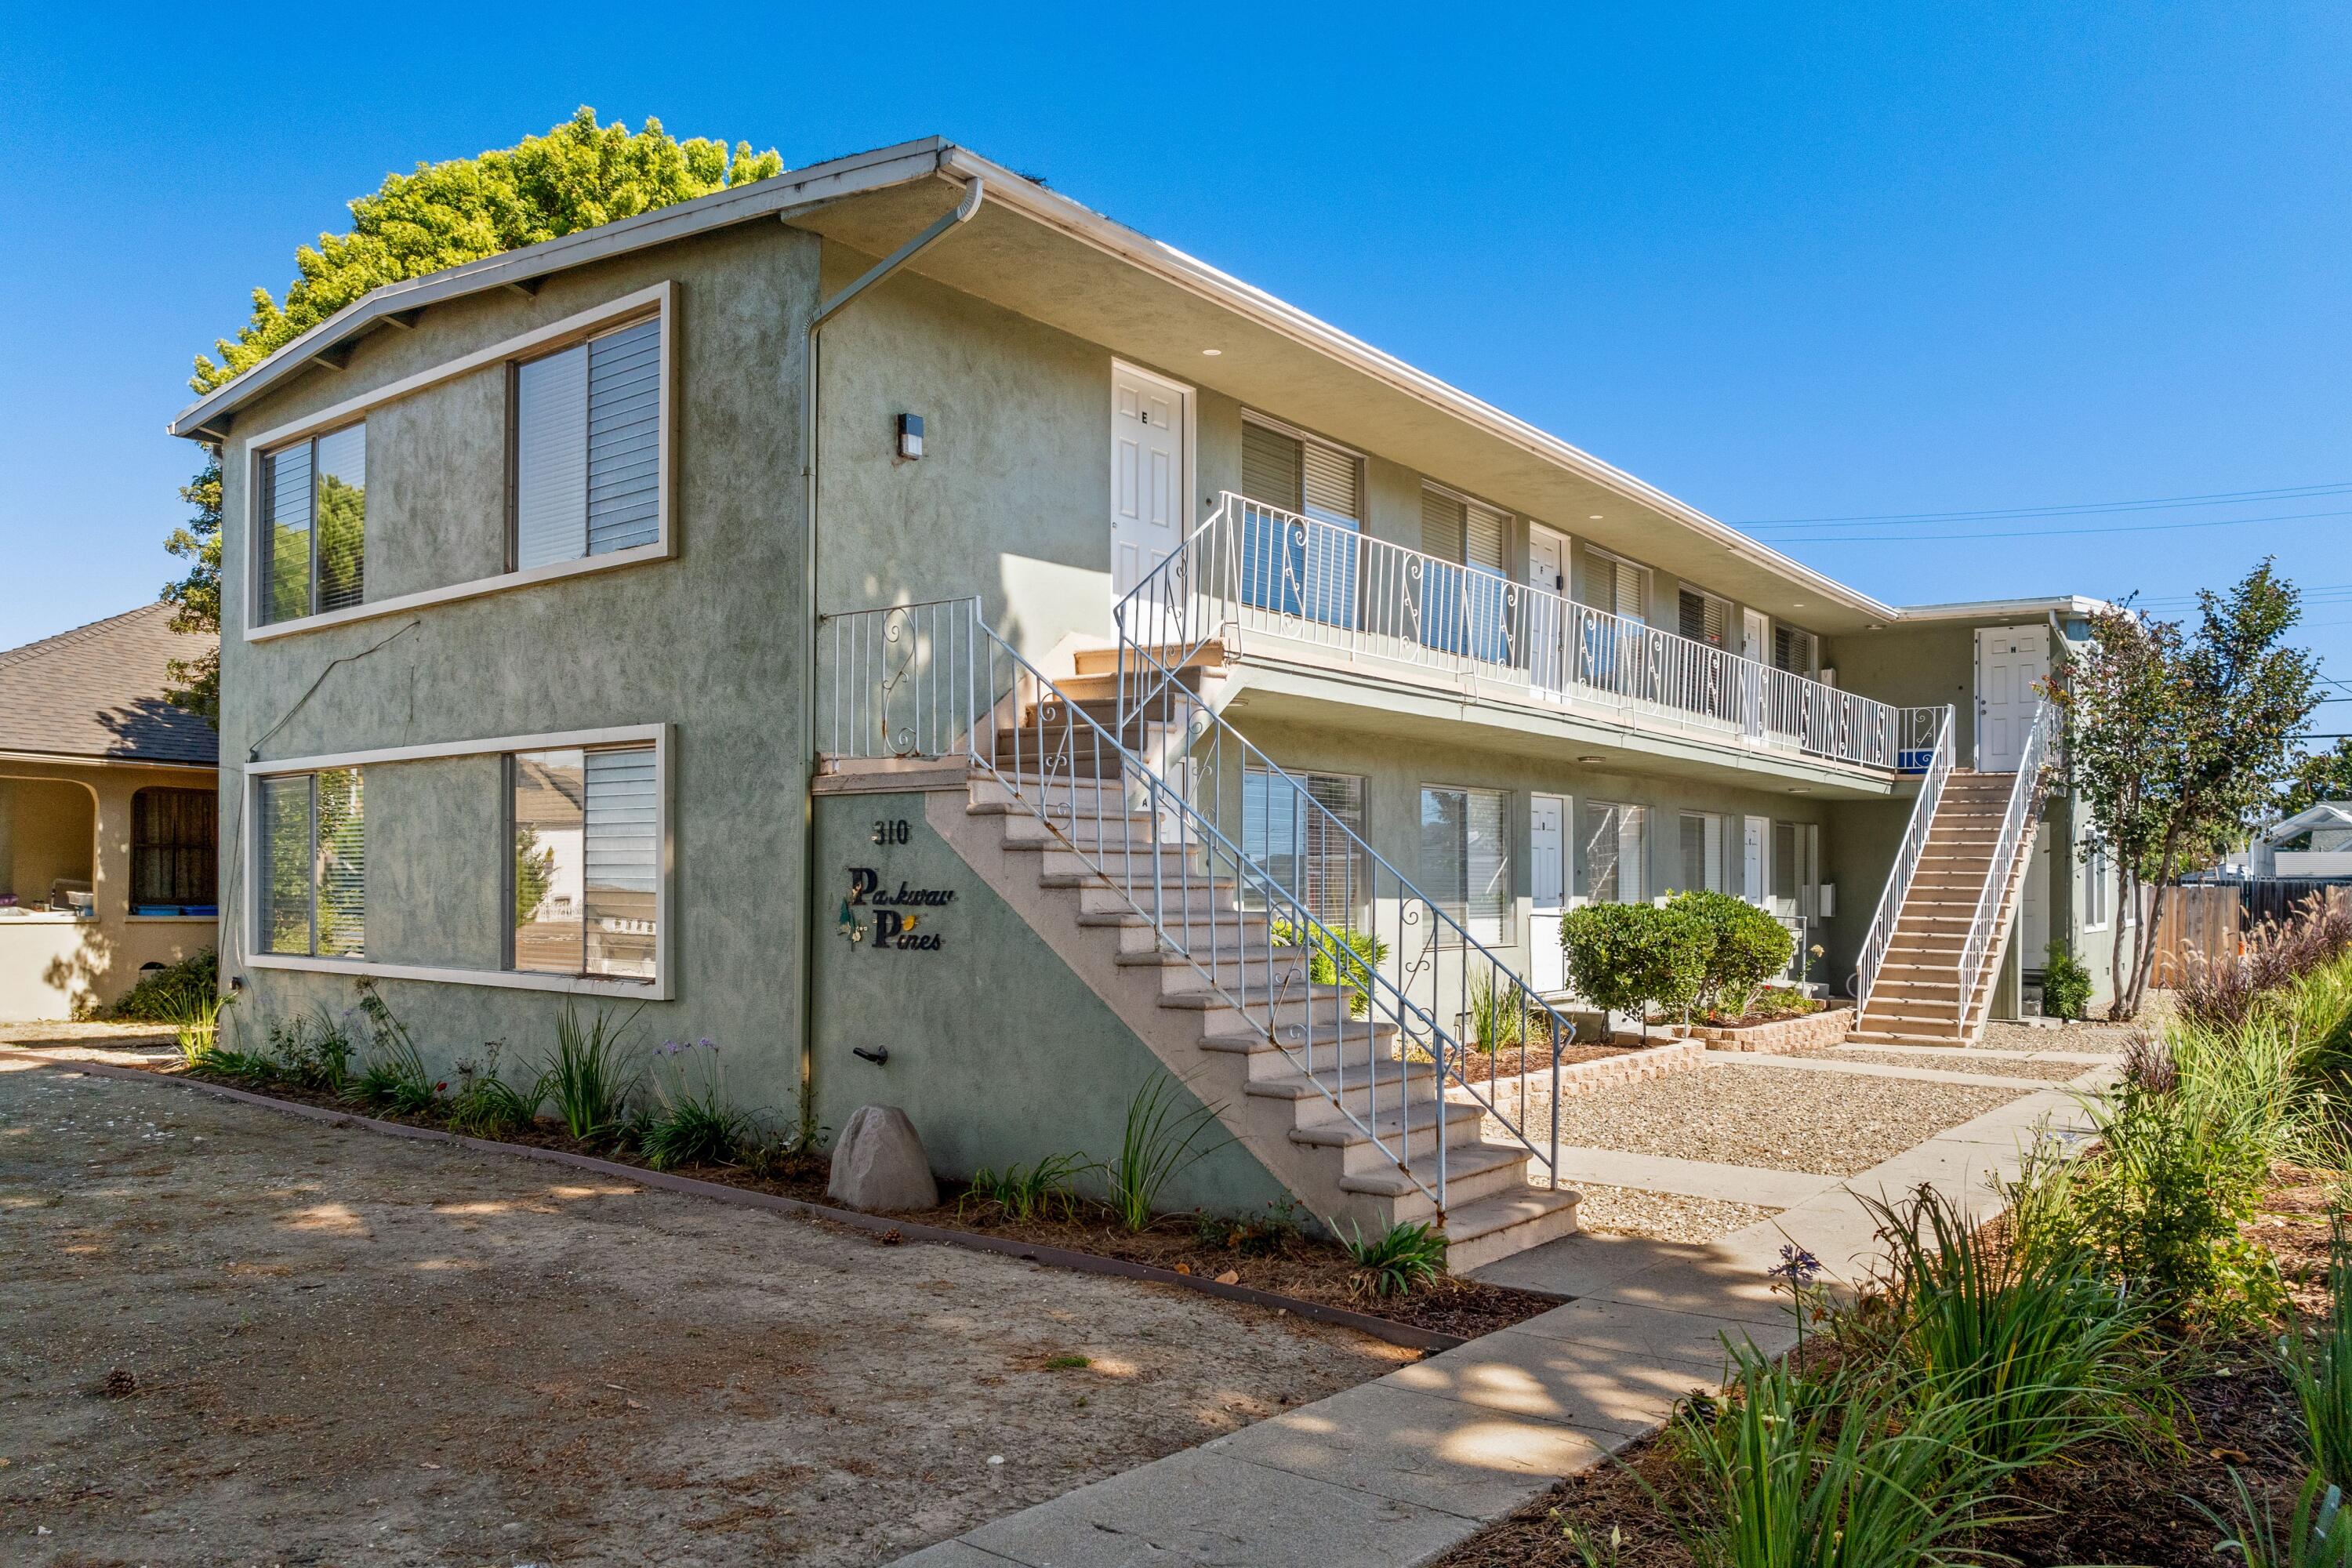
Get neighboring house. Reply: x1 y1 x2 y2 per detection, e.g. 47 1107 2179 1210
2234 803 2352 880
0 604 220 1021
168 139 2123 1265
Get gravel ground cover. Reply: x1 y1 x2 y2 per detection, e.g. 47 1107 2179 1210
1828 1048 2091 1081
1978 1018 2140 1053
1545 1063 2034 1177
1563 1181 1780 1244
0 1058 1409 1568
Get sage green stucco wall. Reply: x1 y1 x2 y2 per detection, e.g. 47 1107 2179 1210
214 220 819 1115
811 788 1287 1214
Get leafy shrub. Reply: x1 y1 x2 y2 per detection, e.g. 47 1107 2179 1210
543 1001 643 1144
1104 1073 1229 1231
1561 901 1711 1032
637 1037 750 1171
1334 1218 1448 1298
2041 938 2093 1022
1272 920 1388 1018
108 949 218 1022
444 1043 545 1138
964 1152 1091 1222
1668 890 1793 1019
266 1007 354 1092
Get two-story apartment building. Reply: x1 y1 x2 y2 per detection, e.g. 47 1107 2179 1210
169 139 2125 1267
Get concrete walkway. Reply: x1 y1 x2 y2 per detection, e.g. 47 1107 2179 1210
894 1066 2111 1567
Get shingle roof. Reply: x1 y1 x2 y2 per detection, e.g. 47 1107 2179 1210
0 604 219 766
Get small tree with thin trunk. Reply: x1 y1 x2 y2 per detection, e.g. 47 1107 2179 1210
2048 561 2320 1019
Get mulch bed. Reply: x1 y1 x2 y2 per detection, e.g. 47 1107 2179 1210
168 1065 1559 1342
1460 1040 1653 1083
1427 1163 2342 1568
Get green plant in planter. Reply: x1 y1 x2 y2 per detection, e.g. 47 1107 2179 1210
640 1036 751 1170
1332 1218 1448 1298
2042 939 2094 1022
543 1001 644 1144
1466 969 1526 1055
445 1042 546 1138
1561 901 1710 1038
1104 1073 1231 1232
1271 920 1388 1018
1669 890 1794 1020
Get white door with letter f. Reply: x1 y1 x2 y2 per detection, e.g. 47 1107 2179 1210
1110 363 1192 621
1975 626 2049 773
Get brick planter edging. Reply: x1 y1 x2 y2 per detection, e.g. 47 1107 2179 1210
1693 1007 1855 1055
1456 1036 1707 1102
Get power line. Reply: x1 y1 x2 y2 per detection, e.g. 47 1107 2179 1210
1756 504 2352 546
1737 480 2352 528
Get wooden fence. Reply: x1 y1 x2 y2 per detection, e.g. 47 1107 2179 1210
2150 880 2352 987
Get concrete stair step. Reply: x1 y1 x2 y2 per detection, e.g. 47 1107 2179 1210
1244 1061 1443 1123
1290 1098 1490 1172
1072 641 1229 677
1345 1142 1532 1216
1441 1185 1584 1274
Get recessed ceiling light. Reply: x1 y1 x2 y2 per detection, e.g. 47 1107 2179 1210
1576 754 1606 764
1588 514 1603 521
1201 348 1222 356
1791 602 1806 608
1788 786 1812 794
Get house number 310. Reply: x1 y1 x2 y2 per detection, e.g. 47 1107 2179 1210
871 818 912 846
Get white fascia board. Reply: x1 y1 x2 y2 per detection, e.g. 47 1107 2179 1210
1891 595 2118 624
938 147 1899 626
169 138 954 441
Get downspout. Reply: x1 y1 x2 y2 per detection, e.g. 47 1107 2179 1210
792 173 985 1141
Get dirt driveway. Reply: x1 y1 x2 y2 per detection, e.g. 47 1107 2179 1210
0 1056 1408 1566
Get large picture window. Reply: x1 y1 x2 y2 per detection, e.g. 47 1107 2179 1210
258 769 365 957
511 742 659 982
132 788 217 913
514 317 663 571
1242 765 1370 928
1421 785 1511 943
259 423 366 625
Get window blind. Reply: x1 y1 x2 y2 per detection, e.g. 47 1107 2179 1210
586 319 662 554
1421 488 1465 562
1243 766 1369 927
260 440 312 625
1421 786 1510 942
1679 588 1729 647
315 768 366 957
1240 421 1302 512
514 318 662 570
1579 547 1646 622
1773 625 1819 676
1465 500 1508 573
1577 800 1646 903
1300 441 1359 524
583 745 659 979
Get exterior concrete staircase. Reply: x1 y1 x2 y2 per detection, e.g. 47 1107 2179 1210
1851 770 2038 1045
943 767 1582 1272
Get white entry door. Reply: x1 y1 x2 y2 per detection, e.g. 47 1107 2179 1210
1975 625 2050 772
1110 362 1189 605
1530 794 1566 993
1744 815 1770 906
1526 525 1568 690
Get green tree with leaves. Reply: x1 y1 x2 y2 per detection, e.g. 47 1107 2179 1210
2049 561 2321 1018
2277 736 2352 820
163 109 784 712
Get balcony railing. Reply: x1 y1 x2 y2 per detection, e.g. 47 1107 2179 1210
1142 493 1936 772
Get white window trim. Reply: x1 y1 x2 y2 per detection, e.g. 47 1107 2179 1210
241 283 675 643
244 722 673 1000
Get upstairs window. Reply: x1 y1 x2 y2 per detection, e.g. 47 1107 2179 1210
1678 586 1730 648
259 423 366 624
132 788 217 911
258 769 365 957
1239 417 1360 626
1577 546 1648 626
511 742 660 982
1773 624 1820 677
513 317 663 571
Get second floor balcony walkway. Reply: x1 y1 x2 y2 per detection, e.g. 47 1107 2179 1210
1125 494 1937 779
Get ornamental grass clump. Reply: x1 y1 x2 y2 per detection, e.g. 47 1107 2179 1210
638 1036 748 1171
1867 1183 2164 1468
543 1001 643 1144
962 1152 1090 1222
2284 1228 2352 1494
2205 1471 2352 1568
267 1006 354 1093
1104 1073 1230 1232
1466 969 1526 1055
444 1042 545 1138
347 985 440 1115
1332 1218 1449 1298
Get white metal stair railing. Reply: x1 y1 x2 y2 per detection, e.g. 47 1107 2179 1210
1120 491 1943 771
1851 703 1957 1006
1956 699 2057 1036
821 597 1574 1217
1112 556 1584 1209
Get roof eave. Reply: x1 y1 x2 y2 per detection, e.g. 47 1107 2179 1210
168 137 956 441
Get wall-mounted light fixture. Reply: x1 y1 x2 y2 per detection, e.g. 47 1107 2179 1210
896 413 925 461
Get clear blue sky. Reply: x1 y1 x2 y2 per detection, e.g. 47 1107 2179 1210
4 6 2347 722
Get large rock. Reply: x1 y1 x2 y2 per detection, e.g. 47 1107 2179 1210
826 1105 939 1213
